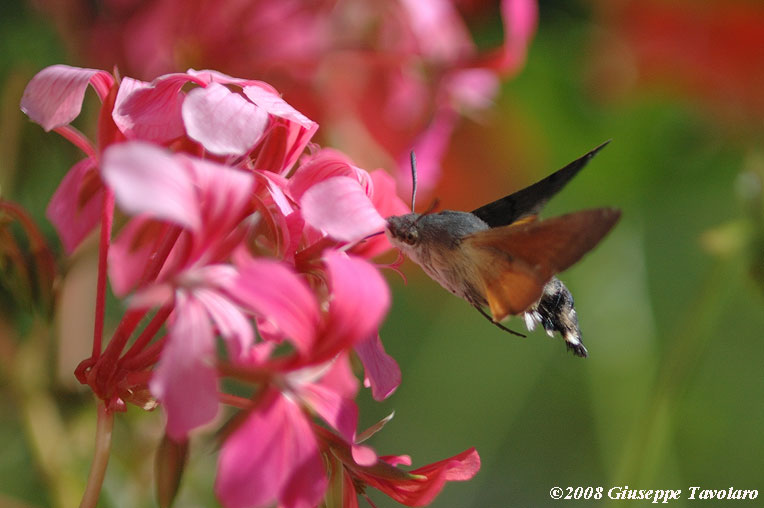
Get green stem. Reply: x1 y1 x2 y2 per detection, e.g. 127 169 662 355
79 403 114 508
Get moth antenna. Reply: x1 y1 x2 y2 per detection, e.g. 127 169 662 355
409 150 418 213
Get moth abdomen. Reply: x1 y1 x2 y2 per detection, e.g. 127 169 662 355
526 278 587 357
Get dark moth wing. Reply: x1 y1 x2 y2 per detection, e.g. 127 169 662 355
470 141 611 228
464 207 621 322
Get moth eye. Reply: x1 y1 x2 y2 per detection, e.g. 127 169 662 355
403 228 419 245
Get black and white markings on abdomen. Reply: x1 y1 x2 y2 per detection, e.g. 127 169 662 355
523 278 588 357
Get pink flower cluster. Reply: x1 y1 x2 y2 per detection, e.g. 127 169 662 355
21 65 479 507
36 0 537 193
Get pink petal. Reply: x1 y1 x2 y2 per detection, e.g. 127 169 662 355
244 86 318 132
369 170 409 218
193 286 253 361
184 155 255 239
244 88 318 173
444 69 500 111
215 389 327 508
45 158 103 254
150 294 219 440
243 84 317 132
113 75 187 143
400 0 474 62
300 176 386 243
101 141 201 230
351 169 408 258
129 283 174 309
497 0 538 74
316 252 390 359
233 258 320 354
182 82 268 156
185 68 269 89
288 149 370 201
355 334 401 401
300 382 358 444
351 445 378 467
259 171 294 216
317 352 359 400
20 64 113 131
108 218 188 296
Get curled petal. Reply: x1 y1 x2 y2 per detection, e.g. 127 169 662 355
102 141 201 230
411 447 481 482
243 84 317 133
289 149 370 201
233 258 320 354
244 84 318 173
301 176 386 243
355 334 401 401
113 75 187 143
20 64 113 131
182 82 268 156
216 389 327 508
359 448 481 506
46 158 103 254
150 294 218 440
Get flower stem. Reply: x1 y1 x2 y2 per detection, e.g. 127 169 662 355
92 189 114 359
79 403 114 508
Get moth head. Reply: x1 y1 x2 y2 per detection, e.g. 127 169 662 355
386 213 422 247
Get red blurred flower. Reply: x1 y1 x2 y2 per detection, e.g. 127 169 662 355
589 0 764 128
35 0 538 191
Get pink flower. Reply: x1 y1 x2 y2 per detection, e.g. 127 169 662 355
102 141 256 295
20 64 319 255
22 60 484 508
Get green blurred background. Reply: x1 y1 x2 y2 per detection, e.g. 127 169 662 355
1 1 763 507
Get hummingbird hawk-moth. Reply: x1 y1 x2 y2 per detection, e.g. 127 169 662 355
386 142 620 357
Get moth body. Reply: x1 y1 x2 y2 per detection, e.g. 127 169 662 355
386 211 490 307
387 212 589 357
385 142 620 358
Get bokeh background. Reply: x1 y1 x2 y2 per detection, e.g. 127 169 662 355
2 1 763 507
